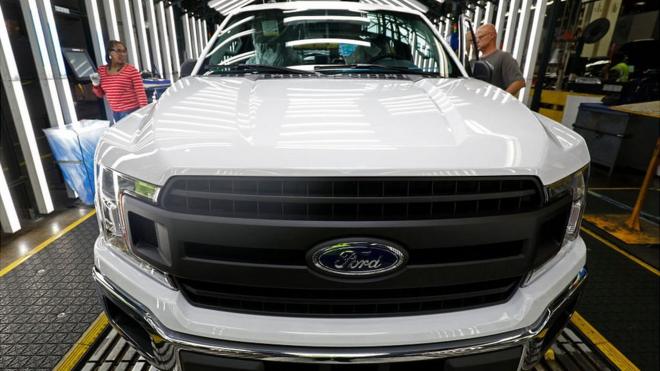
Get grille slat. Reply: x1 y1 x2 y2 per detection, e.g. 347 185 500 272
176 277 520 317
183 240 525 266
161 177 542 221
170 189 537 203
181 282 516 305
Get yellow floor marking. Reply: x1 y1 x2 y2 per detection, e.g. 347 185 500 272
0 210 96 278
589 187 660 192
583 214 659 245
580 226 660 277
544 348 555 361
53 313 109 371
571 312 640 371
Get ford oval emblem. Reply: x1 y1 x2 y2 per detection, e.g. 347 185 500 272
309 239 408 277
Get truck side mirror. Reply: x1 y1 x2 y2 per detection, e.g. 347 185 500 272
471 60 493 83
180 60 197 78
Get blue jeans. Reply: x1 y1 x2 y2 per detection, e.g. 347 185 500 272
112 108 138 125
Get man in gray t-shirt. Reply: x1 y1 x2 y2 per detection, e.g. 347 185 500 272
475 24 525 96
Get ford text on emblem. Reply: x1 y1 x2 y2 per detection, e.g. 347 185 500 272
309 239 408 277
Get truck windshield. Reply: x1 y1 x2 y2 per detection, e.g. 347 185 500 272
201 8 460 77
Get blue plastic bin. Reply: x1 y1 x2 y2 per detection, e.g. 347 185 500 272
43 120 110 205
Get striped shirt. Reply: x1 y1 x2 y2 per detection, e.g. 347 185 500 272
93 64 148 112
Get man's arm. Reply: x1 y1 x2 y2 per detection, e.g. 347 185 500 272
506 79 525 96
501 52 525 96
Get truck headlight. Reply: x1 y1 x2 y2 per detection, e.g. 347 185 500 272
96 167 159 250
95 166 174 289
545 166 588 244
524 166 588 286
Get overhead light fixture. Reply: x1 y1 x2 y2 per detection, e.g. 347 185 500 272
398 0 429 13
360 0 428 13
208 0 255 15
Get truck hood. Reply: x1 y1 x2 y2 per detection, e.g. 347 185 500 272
98 76 588 185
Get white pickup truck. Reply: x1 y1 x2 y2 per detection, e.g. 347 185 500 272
93 2 589 370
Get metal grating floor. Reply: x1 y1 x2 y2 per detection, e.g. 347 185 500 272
0 217 101 371
75 323 616 371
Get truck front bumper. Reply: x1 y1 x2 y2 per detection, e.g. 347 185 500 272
93 236 587 370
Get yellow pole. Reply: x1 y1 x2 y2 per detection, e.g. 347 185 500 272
625 138 660 231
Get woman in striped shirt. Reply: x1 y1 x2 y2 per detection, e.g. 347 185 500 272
92 40 148 124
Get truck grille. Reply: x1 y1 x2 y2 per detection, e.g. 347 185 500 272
175 276 521 317
124 176 566 318
160 177 543 220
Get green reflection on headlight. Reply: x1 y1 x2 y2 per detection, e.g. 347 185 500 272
135 180 158 201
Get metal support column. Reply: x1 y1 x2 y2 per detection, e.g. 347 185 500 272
190 16 199 57
26 0 78 220
166 5 181 80
502 0 521 52
502 0 520 53
102 0 120 41
0 160 21 233
133 0 152 72
197 19 205 52
521 0 549 105
443 19 451 40
473 4 483 26
530 0 557 110
484 2 495 24
145 0 163 78
470 6 483 60
0 5 54 215
118 0 140 70
84 0 112 120
20 0 65 128
38 0 78 124
512 0 533 63
86 0 106 64
85 0 112 120
203 20 209 44
156 1 173 81
494 0 508 46
182 13 193 60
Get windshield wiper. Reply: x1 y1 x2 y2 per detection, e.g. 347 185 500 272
314 64 433 75
207 64 317 75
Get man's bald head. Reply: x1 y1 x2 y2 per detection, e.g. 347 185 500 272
477 24 496 36
476 23 497 54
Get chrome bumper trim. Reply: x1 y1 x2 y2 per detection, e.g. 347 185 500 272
93 266 587 368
